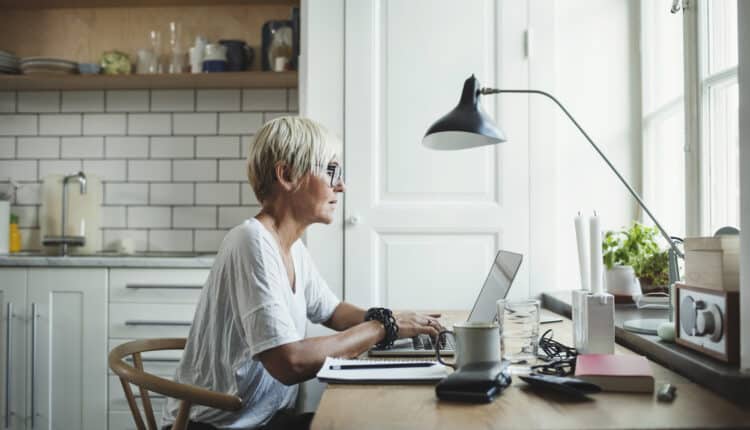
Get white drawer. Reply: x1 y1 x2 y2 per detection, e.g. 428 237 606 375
108 339 183 376
110 268 209 304
110 303 197 338
109 375 168 412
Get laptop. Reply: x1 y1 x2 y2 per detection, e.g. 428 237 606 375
368 250 523 357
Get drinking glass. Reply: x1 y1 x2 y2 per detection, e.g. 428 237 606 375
496 299 540 365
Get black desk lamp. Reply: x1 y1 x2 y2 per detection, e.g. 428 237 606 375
423 75 683 335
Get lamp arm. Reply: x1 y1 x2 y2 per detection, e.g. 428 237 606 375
481 87 683 259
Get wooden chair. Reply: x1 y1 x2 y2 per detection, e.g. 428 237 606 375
109 338 242 430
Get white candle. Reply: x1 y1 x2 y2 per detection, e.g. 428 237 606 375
590 213 603 294
574 213 590 291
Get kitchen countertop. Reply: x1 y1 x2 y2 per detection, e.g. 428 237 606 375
0 252 216 268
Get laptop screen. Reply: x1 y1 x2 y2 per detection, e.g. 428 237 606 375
467 250 523 322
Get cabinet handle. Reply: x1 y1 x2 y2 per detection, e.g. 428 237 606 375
30 303 37 429
125 284 202 290
124 357 180 364
4 303 12 429
124 320 192 327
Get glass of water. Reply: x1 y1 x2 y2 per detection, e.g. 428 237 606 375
496 299 540 365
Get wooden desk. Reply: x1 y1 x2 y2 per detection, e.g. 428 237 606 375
311 311 750 430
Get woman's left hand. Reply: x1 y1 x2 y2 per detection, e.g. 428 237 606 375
393 312 444 339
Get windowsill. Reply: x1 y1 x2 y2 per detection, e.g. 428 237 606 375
541 290 749 405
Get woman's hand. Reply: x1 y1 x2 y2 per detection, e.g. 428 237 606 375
394 312 444 339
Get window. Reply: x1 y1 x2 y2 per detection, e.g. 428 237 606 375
641 0 739 237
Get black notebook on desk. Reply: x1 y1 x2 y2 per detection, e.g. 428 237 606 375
435 361 512 403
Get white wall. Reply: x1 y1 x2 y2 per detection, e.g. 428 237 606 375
738 0 750 373
540 0 641 290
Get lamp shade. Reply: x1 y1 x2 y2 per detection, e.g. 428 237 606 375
422 75 506 150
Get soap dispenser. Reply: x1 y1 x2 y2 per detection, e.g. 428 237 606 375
9 213 21 253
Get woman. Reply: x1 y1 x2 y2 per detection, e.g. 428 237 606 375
162 117 442 430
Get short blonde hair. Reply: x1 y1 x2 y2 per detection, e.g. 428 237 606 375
247 116 338 203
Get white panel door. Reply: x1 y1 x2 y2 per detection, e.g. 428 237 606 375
27 268 107 430
0 269 26 430
345 0 531 311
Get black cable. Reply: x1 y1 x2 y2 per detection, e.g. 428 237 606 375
530 329 578 376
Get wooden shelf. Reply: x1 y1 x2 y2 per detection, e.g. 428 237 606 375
0 0 298 9
0 71 297 91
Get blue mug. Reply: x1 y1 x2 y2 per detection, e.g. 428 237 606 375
202 60 227 73
219 39 254 71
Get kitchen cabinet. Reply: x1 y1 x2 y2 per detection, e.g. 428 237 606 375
0 267 107 430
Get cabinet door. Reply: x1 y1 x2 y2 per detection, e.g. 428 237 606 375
27 268 107 430
0 269 27 430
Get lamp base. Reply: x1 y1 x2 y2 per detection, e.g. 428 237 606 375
622 318 666 335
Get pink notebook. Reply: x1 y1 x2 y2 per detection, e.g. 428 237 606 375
574 354 654 393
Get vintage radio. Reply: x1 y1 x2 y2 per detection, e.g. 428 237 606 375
675 283 739 363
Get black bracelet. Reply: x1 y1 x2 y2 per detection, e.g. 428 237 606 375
364 307 399 349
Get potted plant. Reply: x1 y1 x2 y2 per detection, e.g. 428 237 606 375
602 222 669 296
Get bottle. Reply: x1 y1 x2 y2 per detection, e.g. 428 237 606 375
9 213 21 253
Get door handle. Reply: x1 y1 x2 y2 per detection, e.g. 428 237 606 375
125 320 192 327
4 302 12 429
30 303 37 429
346 215 362 225
125 284 202 290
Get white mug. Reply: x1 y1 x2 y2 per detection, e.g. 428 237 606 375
605 265 641 296
435 321 500 369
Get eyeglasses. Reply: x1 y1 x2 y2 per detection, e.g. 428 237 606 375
326 164 344 188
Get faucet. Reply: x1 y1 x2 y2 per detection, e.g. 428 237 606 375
43 171 87 256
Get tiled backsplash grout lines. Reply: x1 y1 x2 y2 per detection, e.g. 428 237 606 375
0 88 297 252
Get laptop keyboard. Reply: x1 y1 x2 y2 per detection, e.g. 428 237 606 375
412 334 455 351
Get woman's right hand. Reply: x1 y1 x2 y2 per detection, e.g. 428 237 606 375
393 312 443 339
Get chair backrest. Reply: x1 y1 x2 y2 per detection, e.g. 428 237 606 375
108 338 242 430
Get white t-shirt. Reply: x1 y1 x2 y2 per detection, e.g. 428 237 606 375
161 218 340 429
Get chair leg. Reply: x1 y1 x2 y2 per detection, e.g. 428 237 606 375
173 400 192 430
119 377 147 430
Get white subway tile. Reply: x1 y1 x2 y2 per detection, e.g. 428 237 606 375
82 160 126 181
103 229 147 251
173 160 216 181
106 183 148 205
101 206 126 228
0 161 37 181
105 136 149 158
0 92 15 113
240 135 254 157
196 183 239 204
62 91 104 112
20 228 41 251
197 90 240 112
83 113 126 135
194 230 227 252
288 89 298 111
196 136 240 158
11 205 38 228
219 112 262 135
173 207 216 228
150 136 194 158
263 112 293 122
150 183 193 205
127 206 171 228
128 160 171 181
242 89 286 111
17 137 59 159
128 113 171 135
38 160 81 178
151 90 194 112
173 113 217 135
106 90 148 112
218 160 246 181
149 229 193 252
18 91 59 113
0 137 14 158
15 182 41 204
0 115 37 136
241 185 259 205
218 206 253 228
39 114 80 136
61 136 104 158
